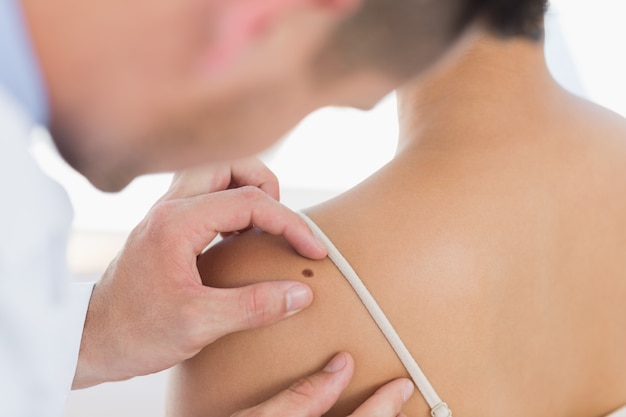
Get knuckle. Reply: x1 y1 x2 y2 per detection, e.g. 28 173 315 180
237 185 265 202
218 176 232 190
287 377 319 402
283 377 329 416
147 200 178 232
135 201 181 246
210 166 232 190
350 389 403 417
233 377 323 417
240 286 270 329
251 161 276 183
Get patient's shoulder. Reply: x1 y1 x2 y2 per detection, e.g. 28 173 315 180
168 220 426 417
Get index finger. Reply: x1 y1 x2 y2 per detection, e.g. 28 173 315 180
350 378 415 417
231 353 355 417
172 186 327 259
163 163 231 201
164 158 280 203
229 158 280 201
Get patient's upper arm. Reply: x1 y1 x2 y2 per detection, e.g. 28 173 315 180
166 228 425 417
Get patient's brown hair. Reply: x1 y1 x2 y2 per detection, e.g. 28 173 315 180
475 0 548 38
321 0 548 77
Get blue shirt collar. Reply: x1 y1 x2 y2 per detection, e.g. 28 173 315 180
0 0 49 124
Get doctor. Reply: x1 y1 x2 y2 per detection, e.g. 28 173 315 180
0 0 489 415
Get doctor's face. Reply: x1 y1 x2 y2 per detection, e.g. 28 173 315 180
22 0 368 191
22 0 466 191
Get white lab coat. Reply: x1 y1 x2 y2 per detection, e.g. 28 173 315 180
0 87 94 416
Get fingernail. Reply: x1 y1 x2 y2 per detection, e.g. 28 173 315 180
324 354 347 373
403 381 415 402
286 285 312 312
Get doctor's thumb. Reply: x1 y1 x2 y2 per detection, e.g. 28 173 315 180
200 280 314 341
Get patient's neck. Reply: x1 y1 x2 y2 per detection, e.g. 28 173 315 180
396 32 559 155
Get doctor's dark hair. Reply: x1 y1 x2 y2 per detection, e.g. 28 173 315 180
319 0 548 77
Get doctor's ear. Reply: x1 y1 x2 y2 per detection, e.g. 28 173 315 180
204 0 363 75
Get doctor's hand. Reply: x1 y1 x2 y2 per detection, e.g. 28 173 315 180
234 353 415 417
73 159 327 389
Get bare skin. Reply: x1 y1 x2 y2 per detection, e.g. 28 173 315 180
167 32 626 416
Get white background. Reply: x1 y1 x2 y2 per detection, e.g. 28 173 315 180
56 1 626 415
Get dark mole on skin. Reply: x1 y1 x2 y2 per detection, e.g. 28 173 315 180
301 269 314 278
